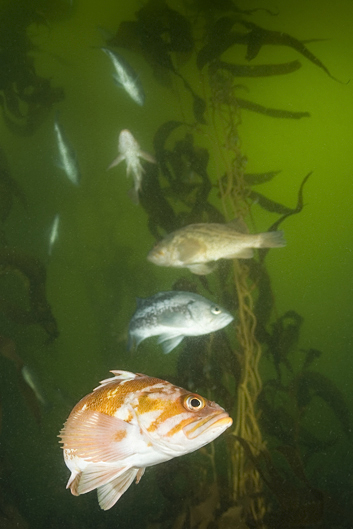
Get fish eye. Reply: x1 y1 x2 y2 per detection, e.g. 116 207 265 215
211 306 221 314
184 395 205 411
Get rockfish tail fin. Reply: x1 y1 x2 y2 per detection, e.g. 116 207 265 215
258 230 286 248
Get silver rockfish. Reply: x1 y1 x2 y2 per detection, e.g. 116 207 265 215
147 220 286 275
59 370 232 510
54 115 81 186
107 129 156 203
101 47 145 106
128 291 234 354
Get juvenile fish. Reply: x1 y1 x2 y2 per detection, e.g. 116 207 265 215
54 115 81 186
148 220 286 275
107 129 156 203
128 290 234 353
101 47 145 106
48 214 60 255
59 370 232 510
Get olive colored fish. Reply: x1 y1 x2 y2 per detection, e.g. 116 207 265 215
148 220 285 275
59 370 232 510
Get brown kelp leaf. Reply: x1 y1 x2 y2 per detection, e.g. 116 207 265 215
239 19 345 83
295 370 351 439
250 191 294 214
244 170 281 185
237 98 310 119
0 248 59 341
211 59 302 78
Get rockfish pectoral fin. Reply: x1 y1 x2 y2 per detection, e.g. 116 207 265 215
107 154 125 170
187 262 218 275
60 409 138 463
140 150 156 164
159 310 192 328
157 333 184 354
97 467 141 510
177 239 205 263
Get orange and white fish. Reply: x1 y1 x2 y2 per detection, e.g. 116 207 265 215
59 370 232 510
107 129 156 203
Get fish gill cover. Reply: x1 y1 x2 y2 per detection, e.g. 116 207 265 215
0 0 352 528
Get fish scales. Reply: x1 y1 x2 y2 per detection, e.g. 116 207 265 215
128 291 234 353
59 370 232 509
147 221 286 274
72 376 165 417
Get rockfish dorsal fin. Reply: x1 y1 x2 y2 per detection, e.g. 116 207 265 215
226 218 249 233
98 370 139 387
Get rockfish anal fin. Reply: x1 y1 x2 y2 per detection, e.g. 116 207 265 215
187 262 218 275
97 467 141 510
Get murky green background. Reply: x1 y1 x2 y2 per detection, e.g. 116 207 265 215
0 0 352 527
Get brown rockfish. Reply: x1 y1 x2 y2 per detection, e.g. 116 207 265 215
147 220 286 275
59 370 232 510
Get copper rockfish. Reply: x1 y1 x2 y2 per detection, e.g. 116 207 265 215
59 370 232 510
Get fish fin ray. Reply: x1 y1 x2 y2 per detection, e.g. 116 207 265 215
226 218 249 233
140 151 156 164
60 409 137 462
177 239 204 263
67 471 81 496
77 465 128 495
257 230 286 248
157 333 184 354
97 467 140 510
187 262 217 275
158 311 191 328
107 154 125 170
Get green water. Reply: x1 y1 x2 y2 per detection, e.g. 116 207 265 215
0 0 352 527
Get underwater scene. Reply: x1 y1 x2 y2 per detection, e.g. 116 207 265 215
0 0 352 527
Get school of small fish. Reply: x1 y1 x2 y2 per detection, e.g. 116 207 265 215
56 38 287 512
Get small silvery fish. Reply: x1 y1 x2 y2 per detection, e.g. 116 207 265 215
54 115 81 186
148 220 286 275
107 129 156 204
59 370 232 510
21 365 47 407
48 213 60 255
101 47 145 106
128 291 234 354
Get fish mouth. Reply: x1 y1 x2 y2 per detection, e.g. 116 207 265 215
183 411 232 440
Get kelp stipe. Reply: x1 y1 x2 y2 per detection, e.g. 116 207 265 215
100 0 351 527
